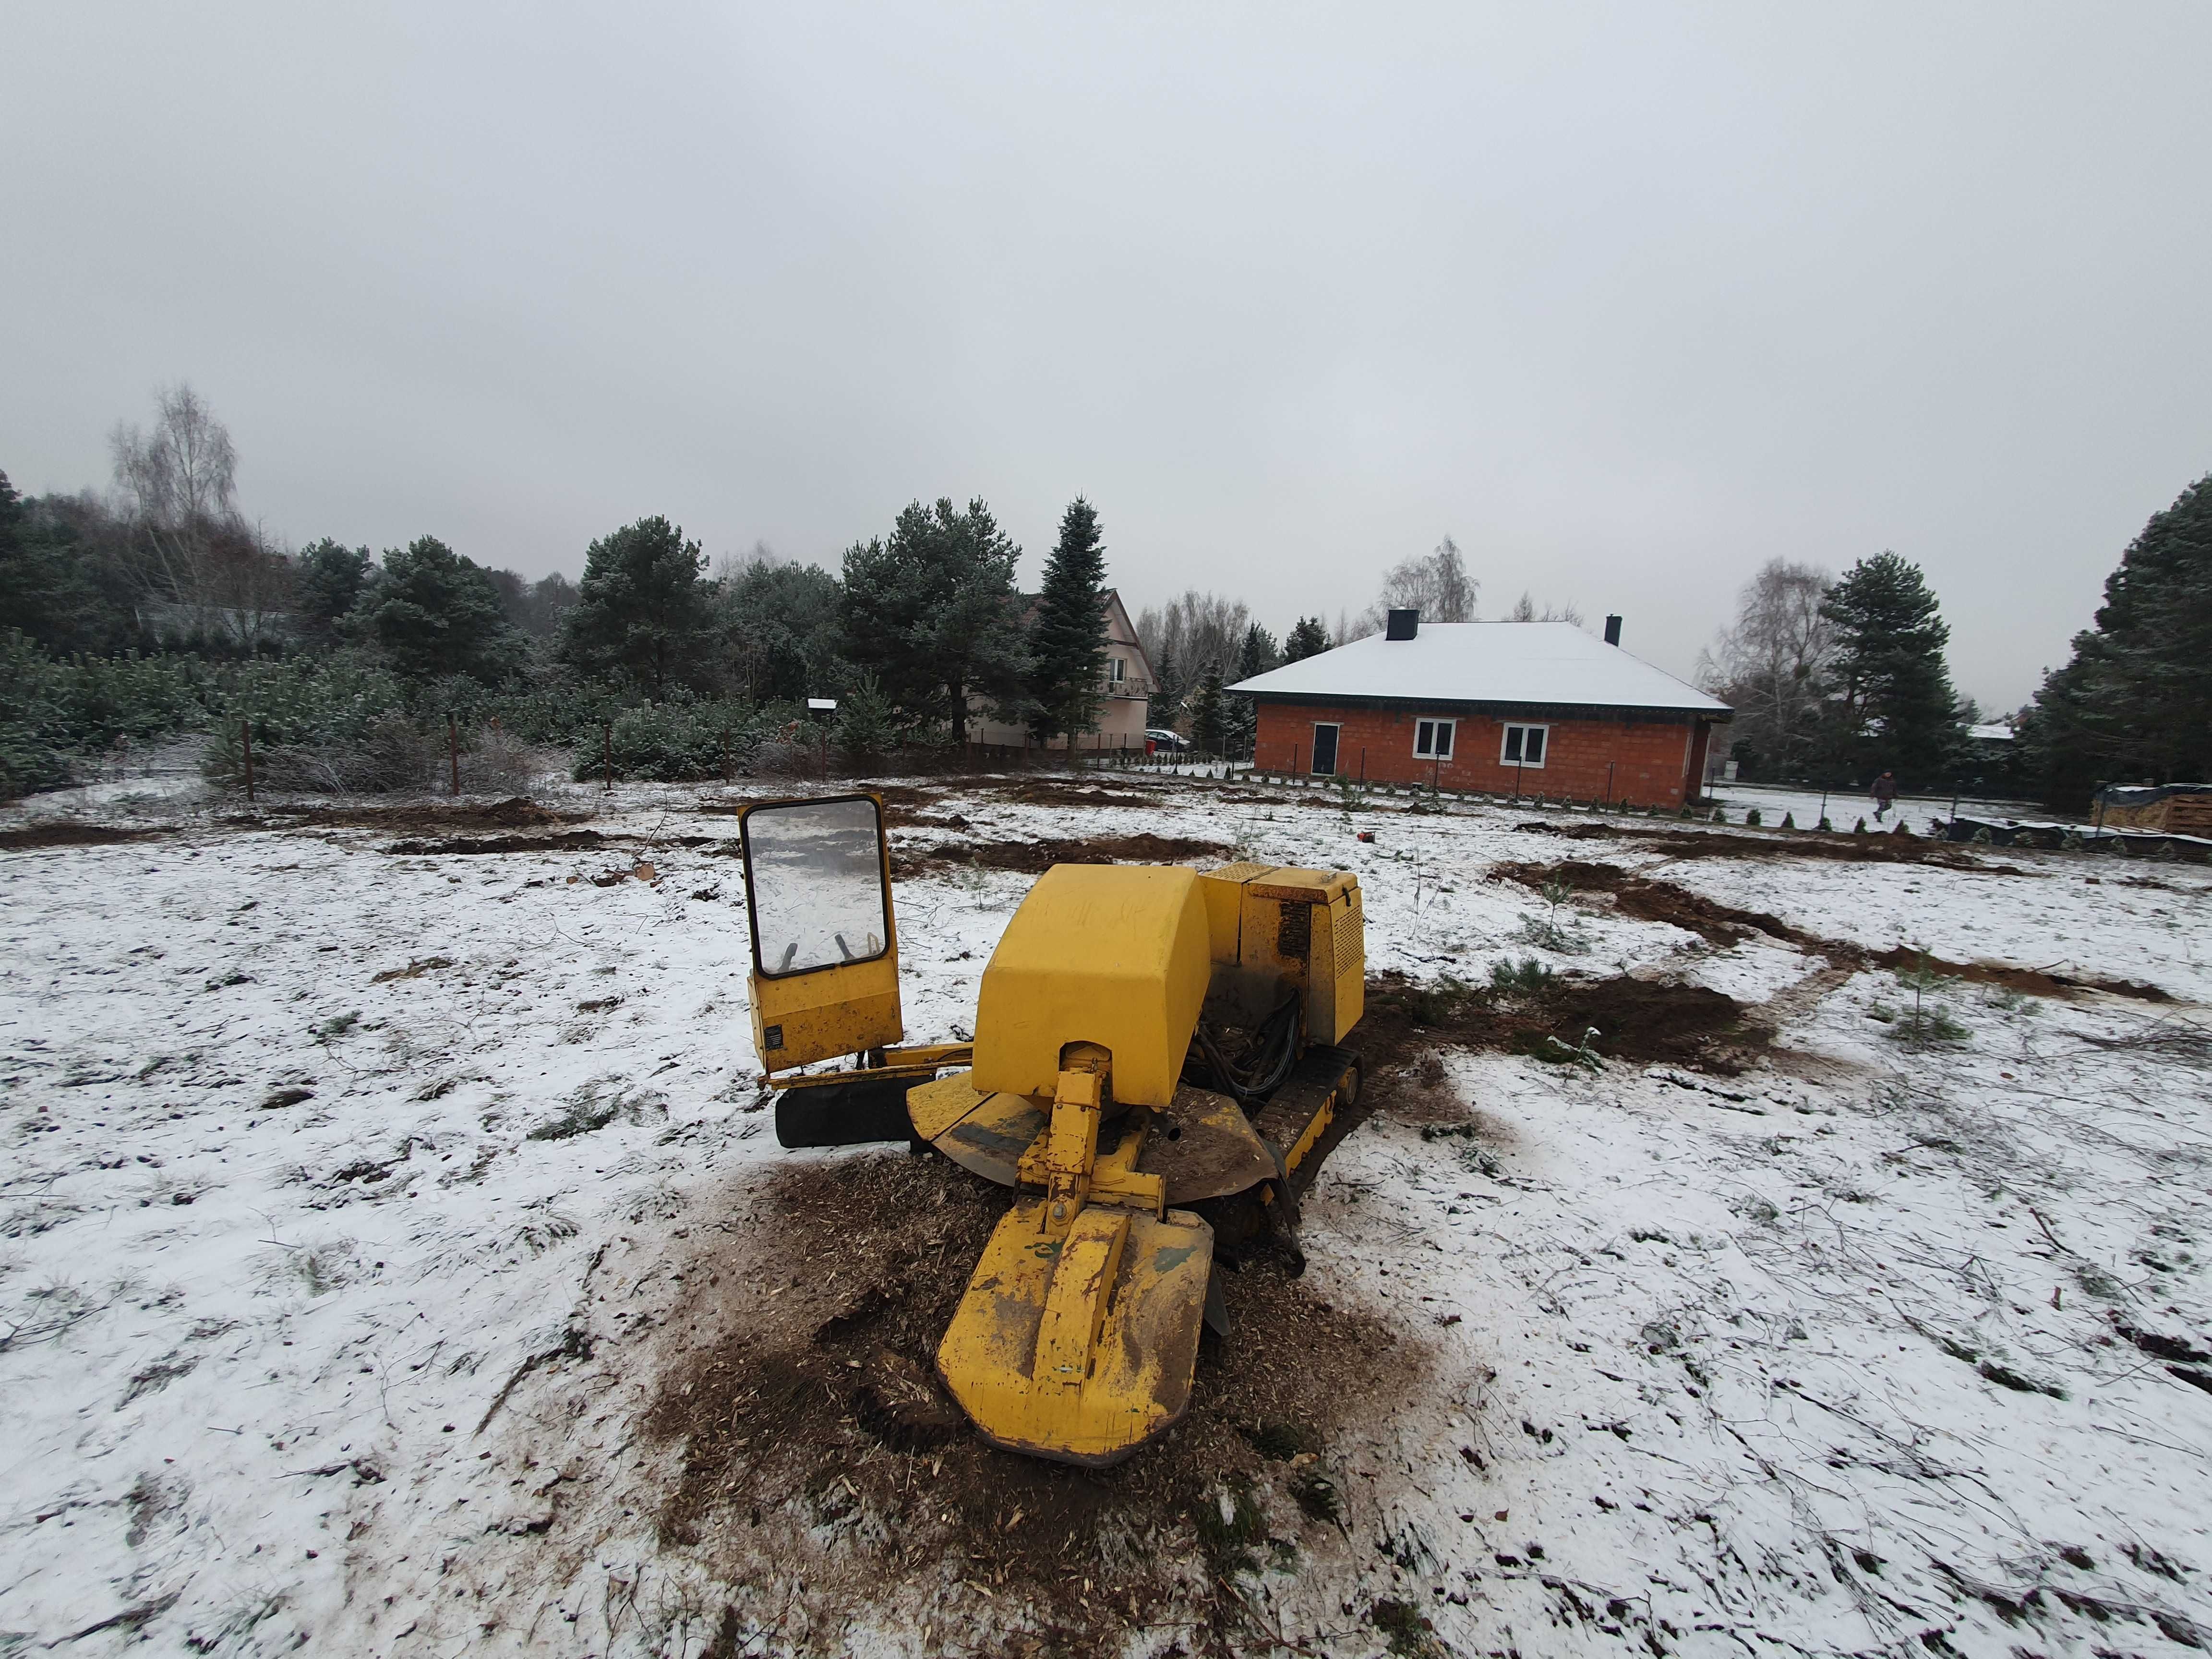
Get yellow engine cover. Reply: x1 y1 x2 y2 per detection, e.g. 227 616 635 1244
971 865 1211 1109
1195 865 1365 1044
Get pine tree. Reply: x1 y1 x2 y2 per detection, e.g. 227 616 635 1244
841 498 1027 737
1818 552 1963 788
1282 616 1331 662
2020 474 2212 806
360 536 523 683
1024 497 1110 746
719 558 842 704
557 517 713 697
295 539 371 641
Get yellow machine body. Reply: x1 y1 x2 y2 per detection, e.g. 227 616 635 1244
731 804 1367 1469
970 864 1211 1109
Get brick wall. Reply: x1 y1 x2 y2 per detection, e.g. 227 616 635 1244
1252 701 1711 807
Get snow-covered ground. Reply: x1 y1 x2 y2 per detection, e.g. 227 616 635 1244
3 772 2208 1656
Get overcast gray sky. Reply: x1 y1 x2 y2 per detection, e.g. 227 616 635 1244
5 2 2208 708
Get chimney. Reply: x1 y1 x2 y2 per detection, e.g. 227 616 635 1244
1385 608 1419 641
1603 614 1623 647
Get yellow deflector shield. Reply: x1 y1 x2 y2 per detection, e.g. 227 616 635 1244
937 1198 1213 1466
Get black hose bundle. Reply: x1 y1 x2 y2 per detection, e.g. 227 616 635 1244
1187 990 1302 1108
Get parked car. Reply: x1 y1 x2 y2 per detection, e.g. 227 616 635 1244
1144 728 1190 754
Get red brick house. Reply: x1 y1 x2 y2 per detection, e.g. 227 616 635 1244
1229 611 1730 808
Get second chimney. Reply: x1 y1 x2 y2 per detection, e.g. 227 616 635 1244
1603 614 1623 647
1386 608 1419 641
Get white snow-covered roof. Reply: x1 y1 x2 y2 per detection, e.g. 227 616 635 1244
1968 723 2015 742
1228 621 1729 715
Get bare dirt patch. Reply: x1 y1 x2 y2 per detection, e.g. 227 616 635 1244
641 1151 1422 1652
1855 946 2170 1003
992 781 1166 811
1495 858 1819 950
0 823 175 851
382 829 613 856
1360 969 1755 1078
269 795 591 835
897 832 1235 878
1647 827 2010 871
1512 819 2022 871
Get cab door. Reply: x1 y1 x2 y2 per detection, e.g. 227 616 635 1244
737 793 904 1070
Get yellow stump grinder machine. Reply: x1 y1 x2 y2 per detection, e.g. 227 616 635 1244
735 793 1366 1467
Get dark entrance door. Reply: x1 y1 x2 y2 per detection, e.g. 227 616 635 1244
1310 723 1339 776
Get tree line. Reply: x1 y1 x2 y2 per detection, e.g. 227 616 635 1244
1702 472 2212 806
0 386 1123 794
8 385 2202 807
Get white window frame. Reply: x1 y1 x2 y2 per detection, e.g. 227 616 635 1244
1501 722 1549 768
1413 717 1455 760
1107 656 1127 684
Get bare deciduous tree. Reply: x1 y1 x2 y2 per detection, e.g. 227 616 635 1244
1697 558 1834 778
107 384 286 644
111 384 238 530
1508 590 1585 625
1134 590 1252 718
1354 536 1478 637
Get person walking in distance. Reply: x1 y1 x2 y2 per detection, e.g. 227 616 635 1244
1872 770 1899 823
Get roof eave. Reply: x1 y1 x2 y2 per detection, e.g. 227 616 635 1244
1230 687 1731 721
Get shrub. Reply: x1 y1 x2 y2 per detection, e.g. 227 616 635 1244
483 681 626 746
1490 955 1554 993
572 698 765 783
0 634 73 797
1780 812 1796 830
202 654 421 794
1889 952 1969 1045
1514 878 1590 954
1817 816 1833 832
1853 817 1868 834
1710 807 1726 824
1744 807 1763 827
0 634 223 795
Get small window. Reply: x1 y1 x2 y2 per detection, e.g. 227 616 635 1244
1501 724 1548 768
1413 718 1455 759
1108 657 1127 684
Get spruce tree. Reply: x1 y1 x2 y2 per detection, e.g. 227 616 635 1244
1283 616 1331 662
2021 473 2212 805
1024 497 1110 746
1189 669 1226 756
1227 622 1277 756
1818 552 1963 787
557 517 713 697
1151 643 1183 732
